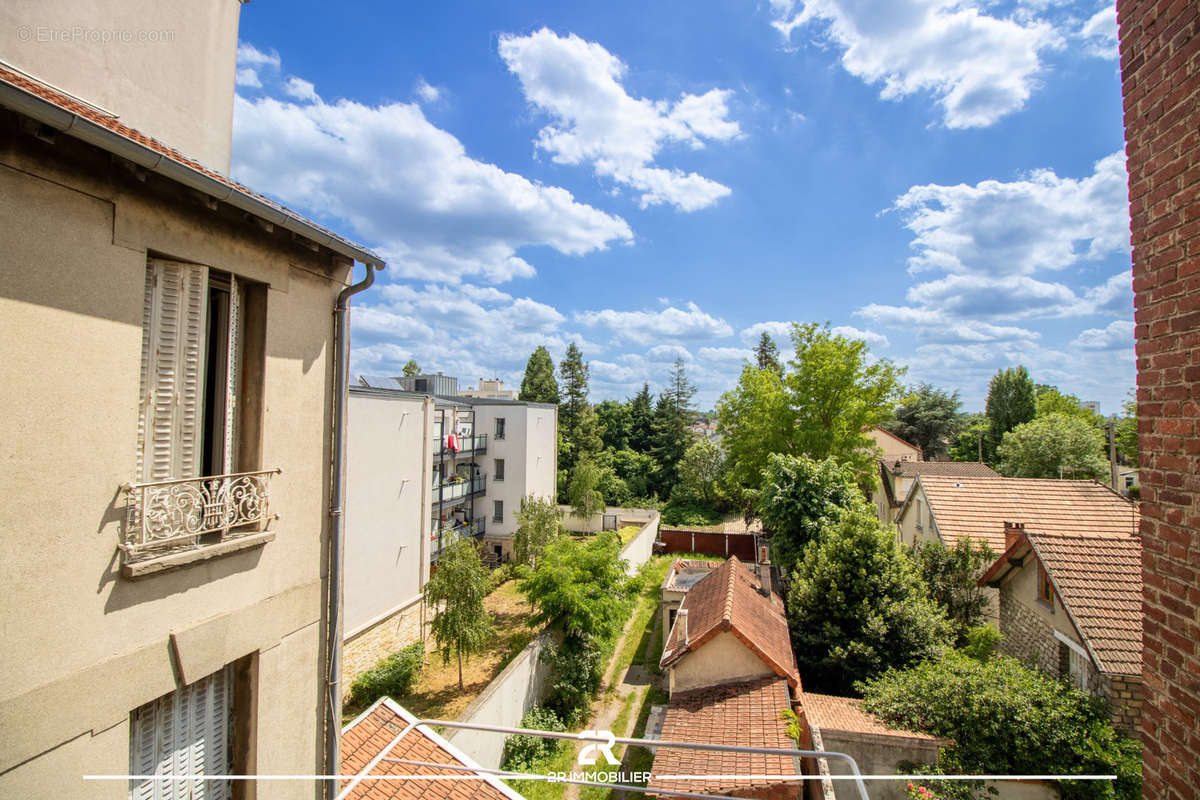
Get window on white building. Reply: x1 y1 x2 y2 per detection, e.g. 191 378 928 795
493 500 503 523
494 417 506 440
494 459 505 481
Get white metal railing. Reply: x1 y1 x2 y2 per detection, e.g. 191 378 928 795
433 433 487 456
121 469 280 558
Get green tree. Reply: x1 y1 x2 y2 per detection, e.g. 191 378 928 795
595 399 632 451
568 457 606 519
883 383 962 459
610 448 658 499
402 359 421 377
558 344 603 487
513 494 562 568
758 453 865 574
1035 385 1104 426
627 383 655 453
787 507 952 694
985 366 1036 462
997 413 1109 479
908 538 995 644
948 412 990 463
650 358 697 496
860 652 1142 800
424 540 493 688
753 331 782 375
785 323 906 479
717 364 793 490
1115 395 1138 466
519 345 560 404
671 439 725 508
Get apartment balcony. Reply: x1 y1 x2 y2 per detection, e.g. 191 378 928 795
433 433 487 458
430 518 486 559
431 475 486 505
120 469 280 576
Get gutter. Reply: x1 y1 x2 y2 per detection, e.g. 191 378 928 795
0 77 384 269
326 262 380 798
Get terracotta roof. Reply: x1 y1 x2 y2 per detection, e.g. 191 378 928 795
662 559 721 591
0 65 383 267
886 460 1000 479
340 698 522 800
801 693 944 742
980 531 1142 676
660 556 799 688
647 677 798 797
903 475 1138 552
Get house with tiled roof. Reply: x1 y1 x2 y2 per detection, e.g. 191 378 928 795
894 475 1139 553
978 523 1143 735
659 557 723 642
650 557 802 799
871 459 1000 526
341 697 525 799
0 5 385 794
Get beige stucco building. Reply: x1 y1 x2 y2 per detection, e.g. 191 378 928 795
0 6 384 797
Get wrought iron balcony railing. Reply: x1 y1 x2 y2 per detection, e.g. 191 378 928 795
433 433 487 457
121 469 280 559
430 475 486 505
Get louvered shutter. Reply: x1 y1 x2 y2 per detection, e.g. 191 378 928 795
129 666 232 800
137 260 208 482
222 277 240 475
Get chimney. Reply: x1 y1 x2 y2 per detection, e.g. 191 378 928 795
1003 521 1025 550
757 544 773 601
678 609 688 646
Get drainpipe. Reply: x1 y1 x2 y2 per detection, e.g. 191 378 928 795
326 261 378 799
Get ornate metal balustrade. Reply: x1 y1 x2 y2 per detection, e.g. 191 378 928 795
121 469 281 558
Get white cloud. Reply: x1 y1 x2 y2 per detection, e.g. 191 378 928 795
646 344 693 361
283 77 318 103
769 0 1061 128
740 321 796 345
574 302 733 345
697 346 755 363
498 28 740 211
1073 319 1135 350
235 68 262 88
415 78 442 103
892 151 1131 277
1082 270 1133 316
857 304 1041 343
830 325 890 348
237 43 280 68
1079 5 1118 59
233 55 632 284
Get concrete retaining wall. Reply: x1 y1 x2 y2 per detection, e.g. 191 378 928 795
559 505 658 534
441 632 554 769
618 513 660 575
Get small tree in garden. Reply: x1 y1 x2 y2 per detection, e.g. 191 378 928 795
758 452 866 573
424 539 493 688
997 413 1108 479
513 494 562 568
568 457 605 519
908 538 995 645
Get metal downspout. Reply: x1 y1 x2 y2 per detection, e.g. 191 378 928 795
326 262 377 798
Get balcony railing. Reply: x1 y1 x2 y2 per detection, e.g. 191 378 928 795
433 433 487 457
121 469 280 558
430 518 486 558
431 475 486 505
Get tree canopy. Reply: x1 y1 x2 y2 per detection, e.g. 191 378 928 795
997 413 1108 479
519 532 632 640
753 332 782 375
595 399 631 452
787 506 951 694
908 538 995 645
649 358 697 496
757 453 864 574
567 457 606 519
424 540 493 687
401 359 421 377
985 366 1036 462
519 345 560 404
627 383 655 454
513 494 562 567
671 439 725 508
883 382 962 459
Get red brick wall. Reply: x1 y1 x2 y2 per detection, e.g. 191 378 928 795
1117 1 1200 797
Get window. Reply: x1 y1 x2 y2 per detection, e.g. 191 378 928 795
493 500 503 523
494 458 505 481
494 417 506 440
137 259 267 482
1037 562 1054 606
130 665 233 800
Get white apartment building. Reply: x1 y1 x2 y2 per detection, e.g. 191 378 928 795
342 376 556 684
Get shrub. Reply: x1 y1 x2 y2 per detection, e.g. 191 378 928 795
860 651 1142 800
660 500 723 526
502 706 567 773
348 641 424 708
961 624 1003 662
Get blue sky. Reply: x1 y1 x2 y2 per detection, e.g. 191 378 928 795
232 0 1132 413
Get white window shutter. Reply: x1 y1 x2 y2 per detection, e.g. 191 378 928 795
138 260 209 482
129 666 231 800
223 276 240 476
